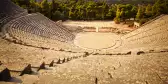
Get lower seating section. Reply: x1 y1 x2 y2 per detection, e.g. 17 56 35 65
0 37 87 82
1 63 32 76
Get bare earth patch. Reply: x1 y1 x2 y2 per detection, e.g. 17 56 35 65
74 32 121 49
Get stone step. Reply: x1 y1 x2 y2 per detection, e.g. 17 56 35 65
31 62 45 71
1 63 32 76
0 66 11 81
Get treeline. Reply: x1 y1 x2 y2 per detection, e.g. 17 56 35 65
107 0 155 5
12 0 168 24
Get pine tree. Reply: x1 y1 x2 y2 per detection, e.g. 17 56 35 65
114 5 121 24
136 6 144 20
131 6 138 20
41 0 50 16
145 4 152 18
152 0 164 16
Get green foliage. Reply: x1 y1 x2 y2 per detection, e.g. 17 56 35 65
106 5 116 19
114 17 121 24
114 5 121 23
139 18 148 25
114 4 136 23
152 0 168 16
52 11 65 20
136 6 145 20
41 0 50 16
145 4 152 18
131 6 138 19
11 0 168 22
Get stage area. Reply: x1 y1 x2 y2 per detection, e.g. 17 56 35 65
74 32 121 49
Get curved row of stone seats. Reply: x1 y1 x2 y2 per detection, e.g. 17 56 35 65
119 34 168 51
3 13 75 42
107 15 168 51
116 15 168 51
0 51 87 83
7 28 85 52
135 14 165 30
123 20 168 44
122 14 166 40
0 38 87 81
8 18 67 42
29 13 75 41
55 21 72 33
0 0 28 28
27 13 74 40
37 13 73 34
0 37 88 82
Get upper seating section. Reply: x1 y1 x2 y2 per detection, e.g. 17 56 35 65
118 15 168 51
0 0 28 28
122 15 166 40
0 0 77 51
3 13 75 42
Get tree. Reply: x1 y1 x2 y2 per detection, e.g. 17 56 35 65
145 4 152 18
13 0 166 21
114 4 134 23
120 4 133 23
29 0 36 12
114 5 121 24
52 11 64 20
41 0 50 17
136 6 144 20
131 6 138 20
106 5 116 19
152 0 165 16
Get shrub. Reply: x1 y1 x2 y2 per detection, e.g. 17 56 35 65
139 18 148 25
114 17 121 24
52 11 65 20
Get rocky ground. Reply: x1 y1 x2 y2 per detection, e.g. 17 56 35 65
20 52 168 84
0 31 168 84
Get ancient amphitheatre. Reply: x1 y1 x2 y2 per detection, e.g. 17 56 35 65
0 0 168 84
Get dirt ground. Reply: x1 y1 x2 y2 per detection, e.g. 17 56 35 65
63 21 135 31
74 32 121 50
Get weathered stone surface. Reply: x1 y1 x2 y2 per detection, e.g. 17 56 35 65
31 62 45 71
0 66 11 81
1 63 32 76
